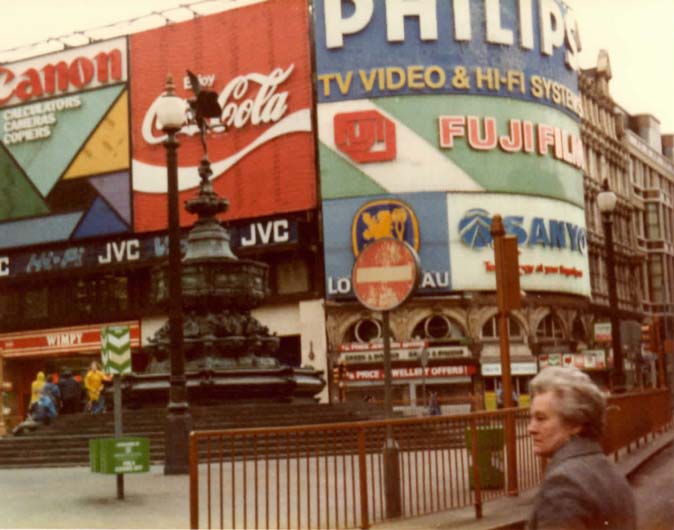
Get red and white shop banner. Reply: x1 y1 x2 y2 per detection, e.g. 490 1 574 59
0 321 140 358
130 0 317 232
346 365 476 382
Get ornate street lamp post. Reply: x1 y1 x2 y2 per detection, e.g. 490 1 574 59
156 75 192 474
597 178 625 392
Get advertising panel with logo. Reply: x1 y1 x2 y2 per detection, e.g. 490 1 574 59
0 37 131 249
448 193 591 296
313 0 584 205
324 193 451 298
130 1 316 232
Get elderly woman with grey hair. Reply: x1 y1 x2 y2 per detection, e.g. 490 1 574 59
527 366 635 530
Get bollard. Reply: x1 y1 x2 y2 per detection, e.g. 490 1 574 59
383 435 402 519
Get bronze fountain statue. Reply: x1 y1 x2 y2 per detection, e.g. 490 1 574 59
124 72 325 405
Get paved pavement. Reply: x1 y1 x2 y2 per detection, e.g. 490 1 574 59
1 431 672 529
1 465 190 529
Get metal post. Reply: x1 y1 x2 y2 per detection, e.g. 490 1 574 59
113 374 124 500
499 311 518 496
164 125 192 475
0 352 6 437
602 213 625 392
491 215 519 497
382 310 401 518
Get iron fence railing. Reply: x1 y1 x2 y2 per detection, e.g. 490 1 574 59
189 389 672 529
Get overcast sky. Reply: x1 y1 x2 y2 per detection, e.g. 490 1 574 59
0 0 672 132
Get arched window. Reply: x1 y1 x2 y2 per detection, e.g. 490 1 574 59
412 314 465 340
571 318 586 343
343 318 384 343
536 313 564 340
481 315 522 339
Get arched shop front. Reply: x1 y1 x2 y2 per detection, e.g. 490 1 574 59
0 321 140 423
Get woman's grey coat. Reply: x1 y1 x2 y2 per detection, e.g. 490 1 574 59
528 436 636 530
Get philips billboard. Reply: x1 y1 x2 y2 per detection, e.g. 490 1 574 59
314 0 589 300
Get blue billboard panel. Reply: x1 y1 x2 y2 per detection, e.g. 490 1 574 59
313 0 581 118
324 192 451 299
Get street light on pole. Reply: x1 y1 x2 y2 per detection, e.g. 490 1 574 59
156 74 192 474
597 178 625 392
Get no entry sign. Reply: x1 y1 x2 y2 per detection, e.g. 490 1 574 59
352 238 420 311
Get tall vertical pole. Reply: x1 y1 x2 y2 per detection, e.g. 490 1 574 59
164 124 192 475
0 352 6 437
113 374 124 499
491 215 519 497
383 310 393 422
382 310 401 518
602 213 625 392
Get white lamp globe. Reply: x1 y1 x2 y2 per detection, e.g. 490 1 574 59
156 91 187 131
597 187 617 213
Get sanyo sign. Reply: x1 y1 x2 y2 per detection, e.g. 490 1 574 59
323 0 581 70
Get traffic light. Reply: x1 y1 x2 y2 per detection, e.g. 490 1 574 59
332 362 348 383
642 319 663 353
642 324 653 352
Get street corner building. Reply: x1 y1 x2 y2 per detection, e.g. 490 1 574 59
0 0 672 424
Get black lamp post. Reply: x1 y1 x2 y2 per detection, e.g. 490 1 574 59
156 74 192 474
597 178 625 392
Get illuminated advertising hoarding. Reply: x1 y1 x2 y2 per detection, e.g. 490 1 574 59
324 191 591 299
314 0 580 108
0 37 131 249
130 1 317 232
447 193 591 296
315 0 588 300
313 0 583 202
323 193 451 298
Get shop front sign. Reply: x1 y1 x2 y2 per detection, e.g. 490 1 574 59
594 322 612 343
339 340 469 364
538 350 607 371
0 321 140 358
481 362 537 376
345 364 476 381
0 215 300 279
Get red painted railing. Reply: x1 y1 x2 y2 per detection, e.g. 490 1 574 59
189 389 672 529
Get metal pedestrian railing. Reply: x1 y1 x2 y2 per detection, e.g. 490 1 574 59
189 389 672 529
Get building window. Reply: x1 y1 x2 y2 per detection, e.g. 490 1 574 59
277 335 301 367
412 314 465 340
646 203 661 239
482 315 522 340
536 313 564 340
344 318 383 343
571 318 587 344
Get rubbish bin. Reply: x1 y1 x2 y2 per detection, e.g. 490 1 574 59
464 426 505 489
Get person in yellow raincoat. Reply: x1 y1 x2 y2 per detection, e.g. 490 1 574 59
30 371 46 405
84 362 106 414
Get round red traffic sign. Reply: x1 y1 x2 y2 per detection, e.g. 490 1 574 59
351 238 420 312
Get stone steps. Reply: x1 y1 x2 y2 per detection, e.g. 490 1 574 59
0 403 388 468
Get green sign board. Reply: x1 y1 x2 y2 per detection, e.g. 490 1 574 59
101 325 132 374
89 437 150 474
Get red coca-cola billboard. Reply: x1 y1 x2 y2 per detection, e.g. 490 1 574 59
130 1 316 232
